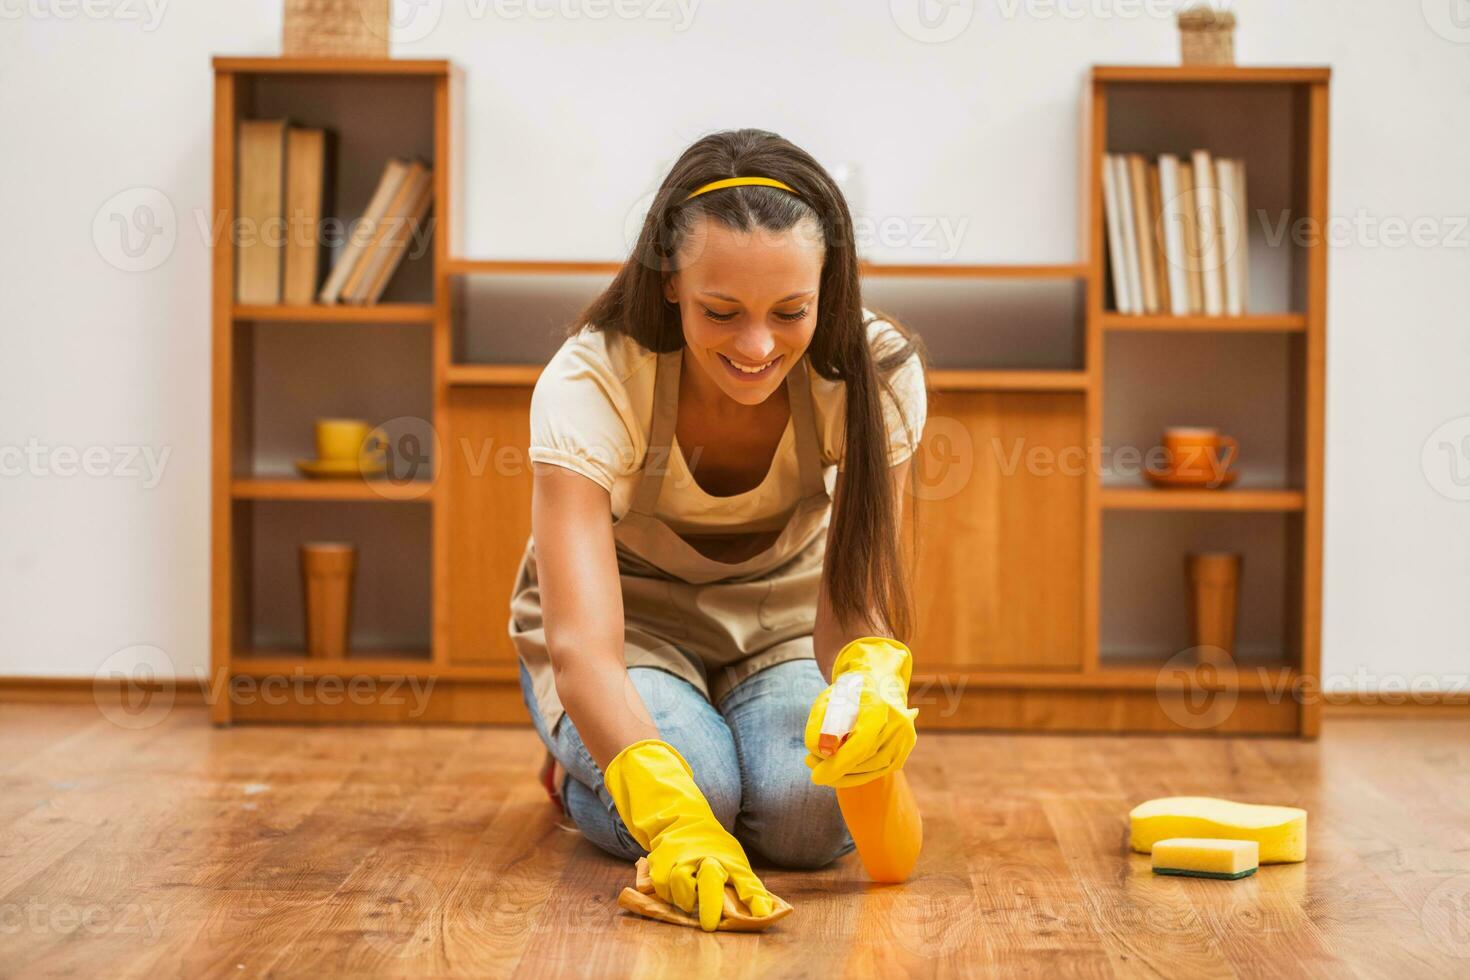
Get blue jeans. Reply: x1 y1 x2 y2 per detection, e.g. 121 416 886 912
518 657 855 869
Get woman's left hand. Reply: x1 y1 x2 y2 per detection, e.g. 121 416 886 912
803 637 919 788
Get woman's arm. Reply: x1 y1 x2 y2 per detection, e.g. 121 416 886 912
531 461 659 769
812 456 913 681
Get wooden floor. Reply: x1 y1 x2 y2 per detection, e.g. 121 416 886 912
2 706 1469 978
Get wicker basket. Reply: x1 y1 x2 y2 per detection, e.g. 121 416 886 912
283 0 390 58
1177 6 1236 66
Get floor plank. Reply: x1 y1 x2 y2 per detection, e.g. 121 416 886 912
0 705 1467 978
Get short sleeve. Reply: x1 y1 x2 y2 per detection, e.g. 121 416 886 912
816 318 928 472
527 333 644 492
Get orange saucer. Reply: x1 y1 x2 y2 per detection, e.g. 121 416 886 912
1144 465 1239 489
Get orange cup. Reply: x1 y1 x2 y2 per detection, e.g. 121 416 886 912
1162 427 1238 479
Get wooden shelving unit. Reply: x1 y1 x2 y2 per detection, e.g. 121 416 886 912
210 57 457 723
211 59 1327 734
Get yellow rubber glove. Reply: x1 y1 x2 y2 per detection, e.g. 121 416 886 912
603 738 776 932
804 636 919 789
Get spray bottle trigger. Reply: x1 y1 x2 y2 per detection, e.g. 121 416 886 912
817 673 866 759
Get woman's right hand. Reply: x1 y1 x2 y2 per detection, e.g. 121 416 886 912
603 738 776 931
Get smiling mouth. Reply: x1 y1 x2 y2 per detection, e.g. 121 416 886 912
718 352 782 380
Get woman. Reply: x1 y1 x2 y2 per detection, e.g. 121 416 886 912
509 128 927 931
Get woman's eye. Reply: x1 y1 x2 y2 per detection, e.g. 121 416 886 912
776 307 810 322
700 307 738 322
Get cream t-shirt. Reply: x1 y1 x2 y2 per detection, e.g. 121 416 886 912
527 312 927 535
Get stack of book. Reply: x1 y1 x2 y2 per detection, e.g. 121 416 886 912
234 118 433 306
1102 150 1249 317
317 157 434 306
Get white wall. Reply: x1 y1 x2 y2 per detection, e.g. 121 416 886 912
2 0 1466 694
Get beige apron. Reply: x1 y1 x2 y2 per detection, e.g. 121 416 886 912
509 346 833 735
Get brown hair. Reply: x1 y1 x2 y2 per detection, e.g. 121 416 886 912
575 128 927 641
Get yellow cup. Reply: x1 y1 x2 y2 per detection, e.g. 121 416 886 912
314 418 388 465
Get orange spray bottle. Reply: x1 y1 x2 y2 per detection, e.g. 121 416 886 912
819 673 923 882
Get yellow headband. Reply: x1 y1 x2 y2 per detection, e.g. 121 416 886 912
683 176 800 201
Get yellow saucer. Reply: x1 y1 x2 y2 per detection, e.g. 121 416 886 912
294 457 388 479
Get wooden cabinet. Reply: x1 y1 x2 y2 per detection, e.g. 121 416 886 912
211 61 1327 734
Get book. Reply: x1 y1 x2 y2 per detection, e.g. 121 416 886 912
1102 154 1134 314
318 158 413 304
344 160 430 304
1191 149 1224 316
1216 157 1243 316
282 127 331 305
1127 154 1159 314
1176 162 1204 314
1157 154 1189 316
357 167 433 304
1147 159 1171 316
1228 157 1249 315
1113 154 1143 316
236 119 288 304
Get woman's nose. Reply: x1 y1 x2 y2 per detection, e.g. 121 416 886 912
732 327 777 362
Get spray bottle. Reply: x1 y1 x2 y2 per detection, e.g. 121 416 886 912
818 672 923 882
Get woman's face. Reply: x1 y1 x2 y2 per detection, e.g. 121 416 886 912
663 215 824 407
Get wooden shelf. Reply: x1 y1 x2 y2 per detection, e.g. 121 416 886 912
1101 485 1305 511
1099 312 1306 332
232 651 435 675
443 365 1089 393
443 257 1087 281
231 478 434 502
1093 65 1331 85
234 304 434 324
213 57 451 77
858 263 1087 280
915 659 1296 692
445 364 543 386
929 369 1089 392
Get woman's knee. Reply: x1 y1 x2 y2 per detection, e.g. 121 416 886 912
740 764 854 869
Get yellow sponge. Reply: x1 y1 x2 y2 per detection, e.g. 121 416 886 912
1130 796 1307 864
1152 838 1259 879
